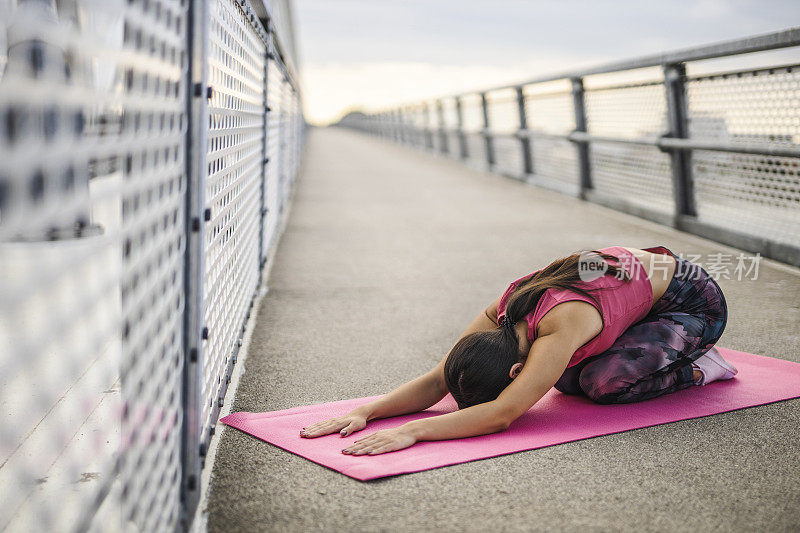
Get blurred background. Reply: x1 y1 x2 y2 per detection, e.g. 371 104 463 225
293 0 800 125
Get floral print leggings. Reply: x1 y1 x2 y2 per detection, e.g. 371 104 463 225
554 250 728 404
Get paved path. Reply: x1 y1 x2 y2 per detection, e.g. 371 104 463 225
208 127 800 532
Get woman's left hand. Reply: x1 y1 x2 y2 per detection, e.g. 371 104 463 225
342 426 417 456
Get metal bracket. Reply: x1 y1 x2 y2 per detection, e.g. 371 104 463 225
193 83 214 100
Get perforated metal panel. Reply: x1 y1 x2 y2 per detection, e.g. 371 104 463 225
404 104 424 148
524 82 575 135
264 55 283 251
687 66 800 247
464 132 486 168
0 0 304 530
528 137 581 195
201 0 265 445
441 97 459 129
590 142 675 214
687 66 799 146
458 94 486 167
486 89 518 134
0 1 188 531
460 94 483 133
486 90 521 176
693 151 800 246
523 84 580 193
492 135 523 177
279 78 293 205
586 81 667 138
586 81 675 214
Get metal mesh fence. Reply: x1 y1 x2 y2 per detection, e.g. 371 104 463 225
589 141 675 215
524 83 580 194
529 137 581 195
486 89 522 177
692 150 800 247
585 78 675 216
201 0 266 449
492 135 524 178
687 66 800 248
0 0 304 531
0 1 187 531
264 57 283 252
344 30 800 266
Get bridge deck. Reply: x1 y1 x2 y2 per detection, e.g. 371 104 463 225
208 127 800 532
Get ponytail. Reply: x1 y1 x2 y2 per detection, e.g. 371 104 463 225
502 250 630 326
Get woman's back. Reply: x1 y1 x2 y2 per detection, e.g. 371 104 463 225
620 246 677 304
496 245 677 367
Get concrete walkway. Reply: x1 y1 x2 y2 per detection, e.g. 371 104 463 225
208 127 800 532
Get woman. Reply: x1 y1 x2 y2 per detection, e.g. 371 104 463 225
300 246 736 456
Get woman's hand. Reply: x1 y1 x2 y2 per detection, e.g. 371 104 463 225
342 426 417 456
300 412 367 438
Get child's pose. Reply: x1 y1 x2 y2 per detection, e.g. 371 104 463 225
300 246 735 455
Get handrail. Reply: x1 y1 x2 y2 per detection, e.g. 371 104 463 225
370 27 800 110
340 27 800 268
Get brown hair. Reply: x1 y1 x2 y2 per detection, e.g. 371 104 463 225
444 250 630 409
502 250 630 326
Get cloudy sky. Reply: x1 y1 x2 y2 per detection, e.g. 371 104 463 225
292 0 800 125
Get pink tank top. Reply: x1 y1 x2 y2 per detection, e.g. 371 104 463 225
496 246 667 368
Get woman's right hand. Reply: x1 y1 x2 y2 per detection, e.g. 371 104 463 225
299 411 368 438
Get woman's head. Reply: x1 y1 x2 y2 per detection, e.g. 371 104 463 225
444 250 630 409
444 326 523 409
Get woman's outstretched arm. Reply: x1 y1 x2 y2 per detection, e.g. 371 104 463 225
300 296 502 438
299 369 447 438
341 301 597 454
340 332 574 454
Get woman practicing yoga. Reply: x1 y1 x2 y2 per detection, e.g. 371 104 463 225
300 245 736 455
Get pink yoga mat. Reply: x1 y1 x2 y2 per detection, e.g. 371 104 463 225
221 348 800 481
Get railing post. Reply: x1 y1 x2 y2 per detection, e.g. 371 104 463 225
455 96 468 159
422 103 434 150
481 92 494 168
663 62 697 220
393 109 402 143
402 107 410 145
259 23 270 272
436 99 449 155
395 108 402 144
516 86 534 176
416 106 424 147
181 0 209 523
570 77 592 199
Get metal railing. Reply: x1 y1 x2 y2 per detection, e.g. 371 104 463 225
0 0 304 531
340 28 800 267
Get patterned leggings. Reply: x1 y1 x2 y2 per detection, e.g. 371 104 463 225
554 249 728 404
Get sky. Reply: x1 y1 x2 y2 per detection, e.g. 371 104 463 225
292 0 800 125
